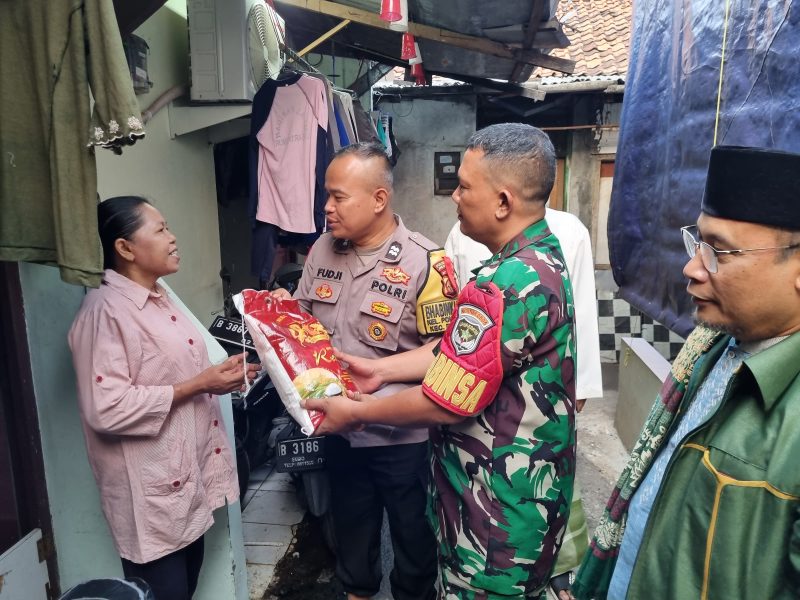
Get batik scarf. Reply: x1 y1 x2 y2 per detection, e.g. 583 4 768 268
572 324 723 599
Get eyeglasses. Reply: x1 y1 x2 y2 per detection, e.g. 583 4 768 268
680 225 800 274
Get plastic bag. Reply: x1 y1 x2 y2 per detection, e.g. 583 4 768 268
233 290 357 434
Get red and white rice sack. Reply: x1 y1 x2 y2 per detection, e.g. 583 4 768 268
233 289 357 434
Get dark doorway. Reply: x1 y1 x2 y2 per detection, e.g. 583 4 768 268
0 262 58 593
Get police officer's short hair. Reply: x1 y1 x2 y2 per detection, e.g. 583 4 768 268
334 142 393 189
467 123 556 203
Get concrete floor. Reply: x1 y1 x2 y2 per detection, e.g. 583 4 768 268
245 363 630 599
242 466 304 600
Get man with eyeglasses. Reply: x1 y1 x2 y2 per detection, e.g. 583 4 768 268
573 145 800 600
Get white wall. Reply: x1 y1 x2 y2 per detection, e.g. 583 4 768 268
377 94 477 246
95 0 223 324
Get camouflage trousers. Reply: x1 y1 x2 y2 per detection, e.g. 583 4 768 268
436 568 545 600
434 483 588 600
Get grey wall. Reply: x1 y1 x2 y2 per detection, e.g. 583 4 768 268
565 97 598 231
377 93 477 246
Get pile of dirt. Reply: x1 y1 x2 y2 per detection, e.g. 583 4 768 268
264 514 344 599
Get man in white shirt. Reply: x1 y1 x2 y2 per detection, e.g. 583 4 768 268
445 207 603 599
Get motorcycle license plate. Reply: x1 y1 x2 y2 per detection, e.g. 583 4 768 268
209 316 255 351
276 436 326 473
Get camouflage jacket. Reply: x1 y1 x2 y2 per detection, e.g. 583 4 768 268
427 219 577 598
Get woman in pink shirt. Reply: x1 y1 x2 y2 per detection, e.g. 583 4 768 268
68 196 260 600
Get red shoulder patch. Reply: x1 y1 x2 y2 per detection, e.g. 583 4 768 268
433 257 459 298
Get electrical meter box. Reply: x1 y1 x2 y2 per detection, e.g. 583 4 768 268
434 151 460 195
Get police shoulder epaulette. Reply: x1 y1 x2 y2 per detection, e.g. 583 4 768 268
407 231 439 252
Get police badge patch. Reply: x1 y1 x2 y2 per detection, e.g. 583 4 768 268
451 304 494 355
368 321 388 341
315 283 333 299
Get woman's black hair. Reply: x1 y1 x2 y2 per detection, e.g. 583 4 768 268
97 196 151 270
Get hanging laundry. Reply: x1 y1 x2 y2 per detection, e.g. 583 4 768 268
0 0 145 286
372 110 389 149
332 90 359 143
332 97 351 148
248 73 329 236
248 72 330 282
303 71 341 152
386 115 402 166
381 114 393 160
352 102 381 145
331 91 358 146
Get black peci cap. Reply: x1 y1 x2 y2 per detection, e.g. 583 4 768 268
702 146 800 228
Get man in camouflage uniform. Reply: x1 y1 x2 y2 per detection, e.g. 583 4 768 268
307 124 577 600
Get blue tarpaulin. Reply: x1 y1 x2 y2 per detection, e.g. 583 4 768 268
609 0 800 337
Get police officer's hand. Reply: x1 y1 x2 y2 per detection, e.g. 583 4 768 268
269 288 292 300
303 391 366 435
333 348 382 393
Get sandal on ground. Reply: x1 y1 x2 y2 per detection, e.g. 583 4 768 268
549 571 575 600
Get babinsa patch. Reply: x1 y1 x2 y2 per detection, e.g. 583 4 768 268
451 304 494 355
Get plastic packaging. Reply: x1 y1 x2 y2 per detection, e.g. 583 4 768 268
233 290 357 434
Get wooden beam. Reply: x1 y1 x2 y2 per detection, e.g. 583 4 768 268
274 0 575 73
510 0 547 82
514 48 575 74
427 70 546 101
295 19 351 57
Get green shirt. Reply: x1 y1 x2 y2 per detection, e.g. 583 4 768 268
626 331 800 599
0 0 144 286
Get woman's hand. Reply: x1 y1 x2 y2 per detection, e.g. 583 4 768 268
205 353 261 394
174 353 260 401
333 348 383 393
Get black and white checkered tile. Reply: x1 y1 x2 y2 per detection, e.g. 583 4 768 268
597 292 685 363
